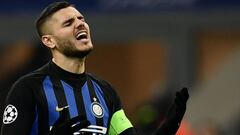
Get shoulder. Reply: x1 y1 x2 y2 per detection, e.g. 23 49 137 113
20 62 50 81
86 73 121 100
2 63 51 109
86 73 114 90
10 62 50 92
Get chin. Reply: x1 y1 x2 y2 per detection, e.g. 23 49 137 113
78 44 93 51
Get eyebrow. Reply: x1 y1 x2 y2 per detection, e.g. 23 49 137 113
61 15 84 26
62 17 74 26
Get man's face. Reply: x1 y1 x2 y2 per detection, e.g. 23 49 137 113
46 6 93 58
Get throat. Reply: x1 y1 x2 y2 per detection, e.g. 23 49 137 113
52 57 85 74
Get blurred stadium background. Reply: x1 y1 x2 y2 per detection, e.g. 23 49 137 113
1 0 240 134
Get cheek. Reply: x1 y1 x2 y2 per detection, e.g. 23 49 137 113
56 28 73 37
84 23 90 33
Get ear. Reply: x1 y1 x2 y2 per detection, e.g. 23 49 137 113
41 35 56 49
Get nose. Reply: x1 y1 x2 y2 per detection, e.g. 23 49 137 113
75 18 85 29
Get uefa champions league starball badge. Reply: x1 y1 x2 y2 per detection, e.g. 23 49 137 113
3 104 18 124
91 97 104 118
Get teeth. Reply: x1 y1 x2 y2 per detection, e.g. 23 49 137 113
76 32 87 39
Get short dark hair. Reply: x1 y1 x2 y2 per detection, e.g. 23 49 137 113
35 1 72 37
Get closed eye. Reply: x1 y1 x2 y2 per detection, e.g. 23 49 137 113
63 18 74 27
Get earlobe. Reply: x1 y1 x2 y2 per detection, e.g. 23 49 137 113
42 35 55 49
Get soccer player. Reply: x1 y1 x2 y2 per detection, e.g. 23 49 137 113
1 1 189 135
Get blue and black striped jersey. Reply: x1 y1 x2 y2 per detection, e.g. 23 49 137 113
1 61 133 135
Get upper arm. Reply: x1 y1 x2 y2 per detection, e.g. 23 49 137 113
108 109 135 135
103 82 135 135
1 78 36 135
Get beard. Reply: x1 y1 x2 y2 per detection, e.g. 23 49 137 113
55 38 93 58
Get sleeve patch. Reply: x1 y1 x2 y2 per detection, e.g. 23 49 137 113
3 104 18 124
108 109 133 135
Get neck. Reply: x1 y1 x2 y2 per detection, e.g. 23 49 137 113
52 53 86 74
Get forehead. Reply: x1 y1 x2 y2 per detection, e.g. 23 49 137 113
51 6 83 22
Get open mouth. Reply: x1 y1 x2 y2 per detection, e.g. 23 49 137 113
76 31 88 40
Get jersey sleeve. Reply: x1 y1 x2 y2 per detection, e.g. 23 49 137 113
102 81 136 135
1 77 36 135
